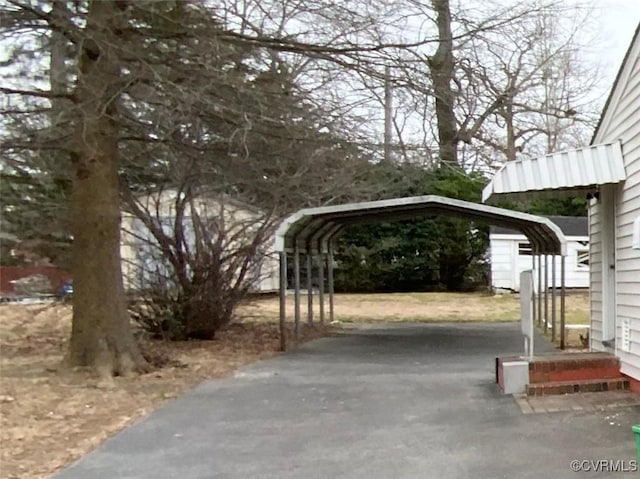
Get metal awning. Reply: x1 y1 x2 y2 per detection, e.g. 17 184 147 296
482 141 627 203
275 195 567 255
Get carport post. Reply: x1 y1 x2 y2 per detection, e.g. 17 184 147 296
306 252 313 325
560 255 566 350
537 255 542 327
544 255 549 334
318 251 325 325
278 252 287 351
551 254 557 343
328 242 335 323
294 245 301 341
531 254 537 326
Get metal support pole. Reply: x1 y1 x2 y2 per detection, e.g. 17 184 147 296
328 243 335 323
294 245 301 341
318 252 325 325
278 252 287 351
551 254 557 344
306 252 313 325
544 255 549 334
560 255 566 350
532 254 537 327
537 254 542 328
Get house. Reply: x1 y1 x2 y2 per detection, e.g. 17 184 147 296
490 216 589 292
483 24 640 390
120 189 279 293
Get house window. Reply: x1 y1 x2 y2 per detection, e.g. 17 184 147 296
576 242 589 269
518 242 533 256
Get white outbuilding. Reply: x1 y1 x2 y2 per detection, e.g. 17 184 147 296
490 216 588 292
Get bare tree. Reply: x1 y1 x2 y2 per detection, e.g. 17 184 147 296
460 3 602 167
122 184 276 340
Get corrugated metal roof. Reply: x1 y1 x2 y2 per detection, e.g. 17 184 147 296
491 215 588 237
274 195 567 255
482 141 626 203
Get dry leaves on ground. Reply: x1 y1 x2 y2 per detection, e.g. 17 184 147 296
0 303 330 479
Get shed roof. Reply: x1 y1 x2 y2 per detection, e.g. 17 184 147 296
491 215 588 237
481 141 626 203
274 195 567 255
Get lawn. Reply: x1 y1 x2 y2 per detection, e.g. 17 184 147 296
241 290 590 325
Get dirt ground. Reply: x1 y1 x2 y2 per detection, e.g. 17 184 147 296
0 291 589 479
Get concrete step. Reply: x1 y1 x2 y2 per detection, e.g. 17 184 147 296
526 377 630 396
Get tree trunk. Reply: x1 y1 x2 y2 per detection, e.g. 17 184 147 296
66 0 147 377
430 0 458 166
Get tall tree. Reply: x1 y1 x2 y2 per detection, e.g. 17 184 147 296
429 0 457 166
64 1 148 375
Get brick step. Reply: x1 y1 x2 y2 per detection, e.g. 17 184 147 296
527 378 630 396
529 366 623 384
528 353 621 384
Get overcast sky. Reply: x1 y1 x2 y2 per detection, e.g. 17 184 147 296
596 1 639 80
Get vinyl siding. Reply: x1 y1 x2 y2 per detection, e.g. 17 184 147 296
120 191 280 293
489 234 589 291
489 237 515 290
593 35 640 379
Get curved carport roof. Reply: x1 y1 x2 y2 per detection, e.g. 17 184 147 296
275 195 567 255
273 195 570 351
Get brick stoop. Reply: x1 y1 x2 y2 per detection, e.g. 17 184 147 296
527 377 631 396
628 375 640 393
526 352 627 396
495 352 632 396
528 352 622 383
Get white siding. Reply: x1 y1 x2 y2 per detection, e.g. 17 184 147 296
120 191 279 293
490 234 589 291
592 35 640 379
490 236 517 290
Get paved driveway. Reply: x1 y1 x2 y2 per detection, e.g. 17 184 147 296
56 323 639 479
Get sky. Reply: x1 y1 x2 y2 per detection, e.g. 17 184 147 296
594 1 640 82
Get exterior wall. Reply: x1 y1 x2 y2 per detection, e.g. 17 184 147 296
490 236 516 290
490 234 589 291
121 191 279 293
592 36 640 380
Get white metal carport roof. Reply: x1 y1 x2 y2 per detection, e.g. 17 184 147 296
482 141 626 203
275 194 567 255
273 194 570 352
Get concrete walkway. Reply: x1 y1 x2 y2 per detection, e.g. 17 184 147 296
56 323 639 479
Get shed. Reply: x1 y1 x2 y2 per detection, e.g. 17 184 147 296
490 216 589 291
120 190 279 294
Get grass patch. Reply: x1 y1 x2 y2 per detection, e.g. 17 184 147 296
240 290 590 325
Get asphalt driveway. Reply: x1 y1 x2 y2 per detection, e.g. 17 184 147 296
56 323 639 479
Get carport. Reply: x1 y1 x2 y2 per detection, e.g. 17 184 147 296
274 195 570 350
